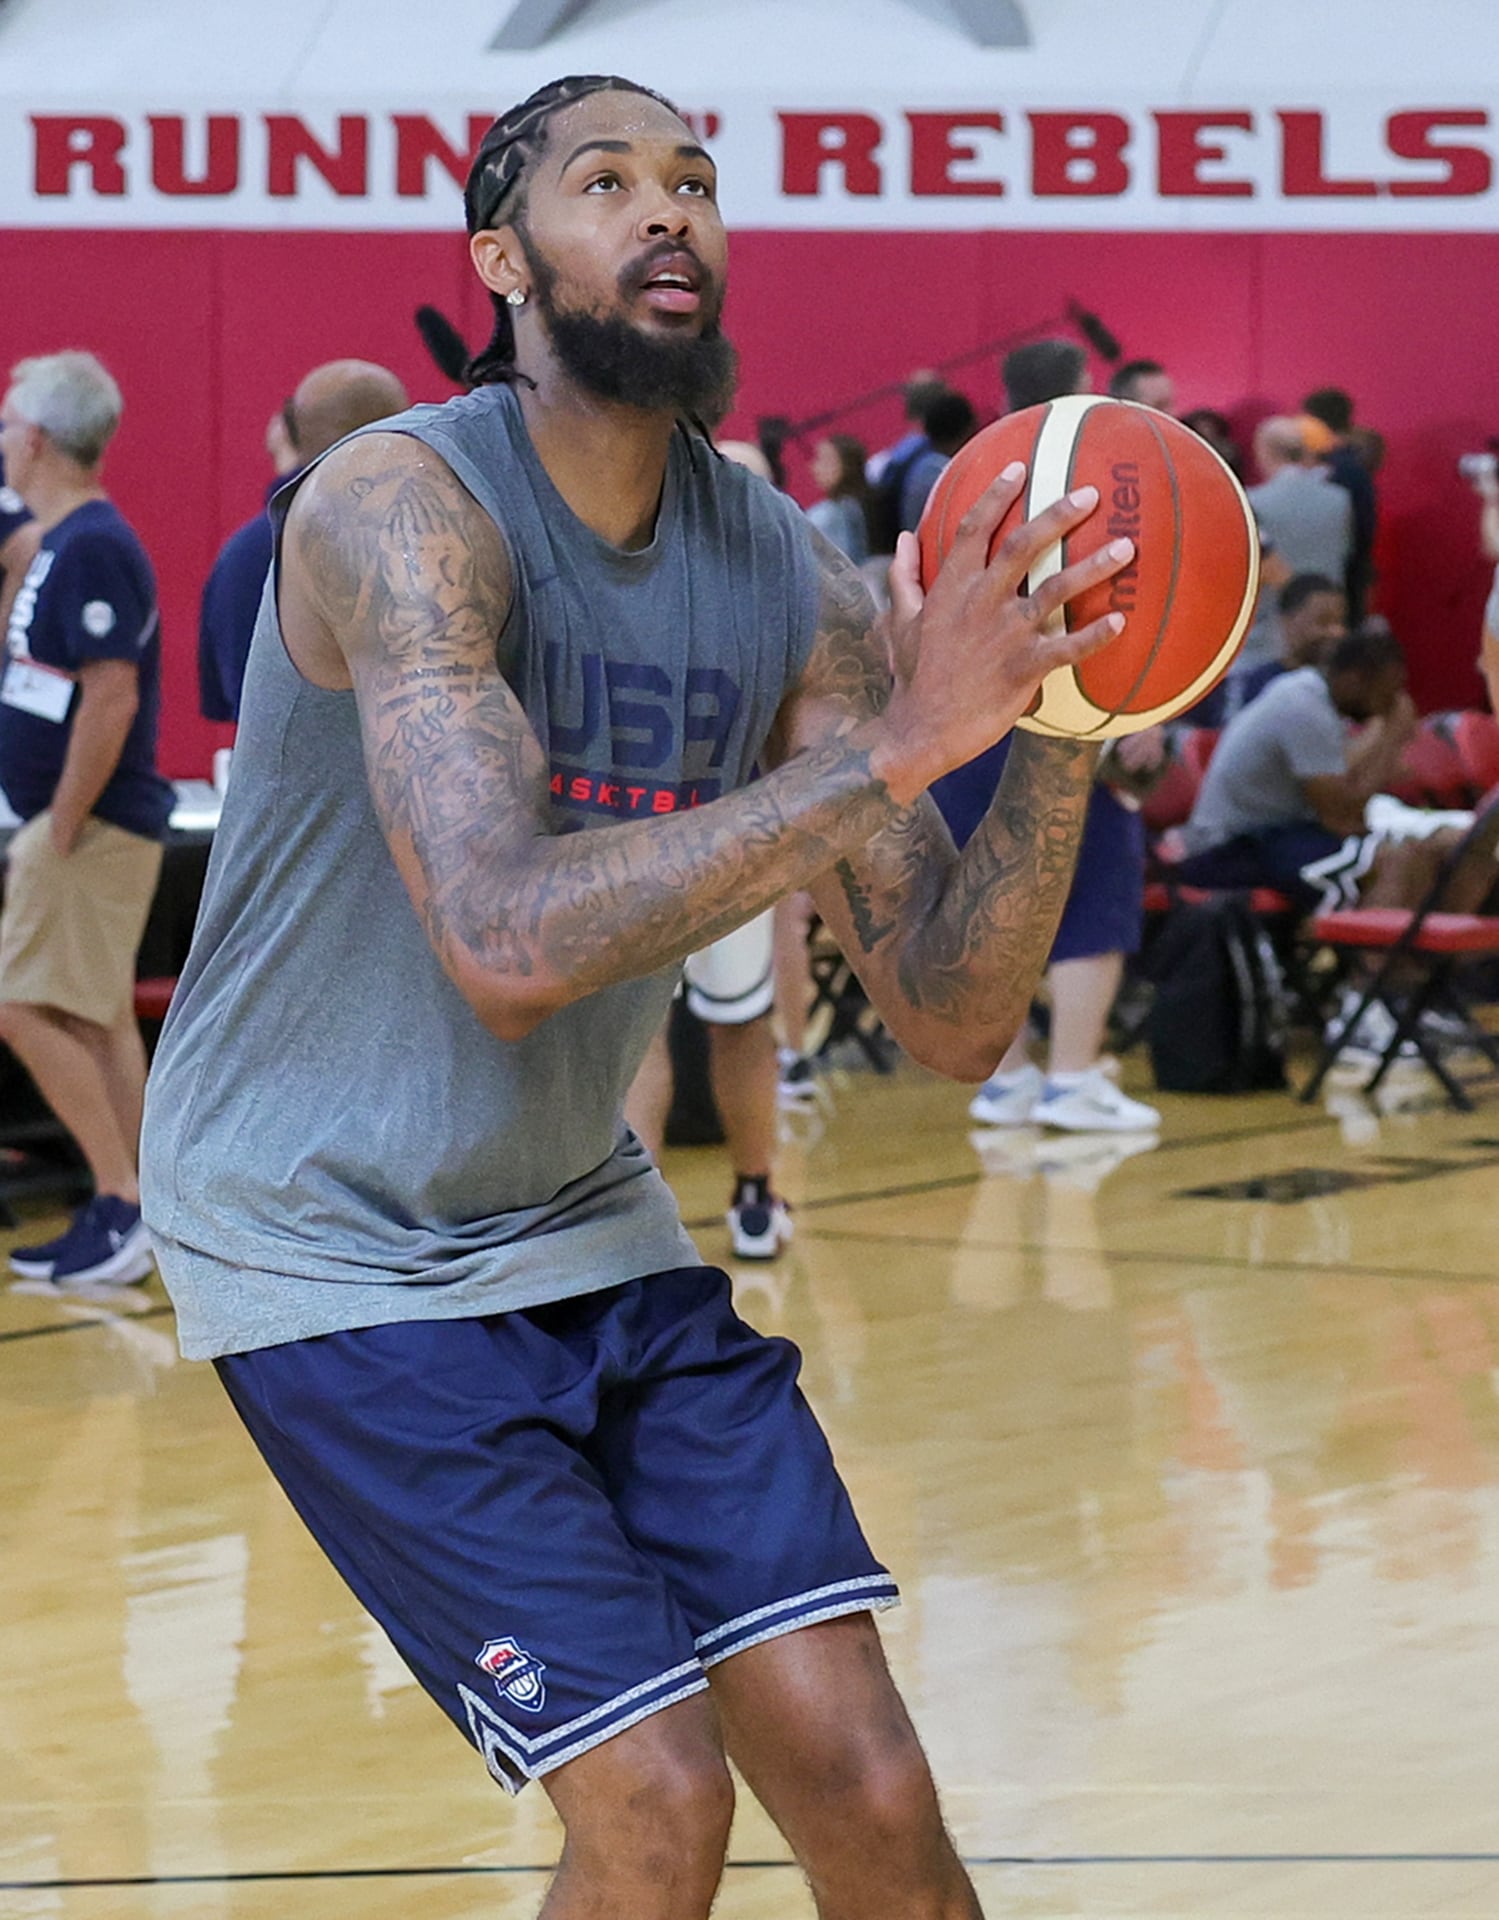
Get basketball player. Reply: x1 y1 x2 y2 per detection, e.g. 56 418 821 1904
140 76 1133 1919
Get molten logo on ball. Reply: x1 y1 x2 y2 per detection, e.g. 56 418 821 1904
1106 460 1142 617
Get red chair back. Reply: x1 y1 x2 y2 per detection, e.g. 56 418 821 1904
1389 714 1473 808
1454 710 1499 794
1140 755 1198 832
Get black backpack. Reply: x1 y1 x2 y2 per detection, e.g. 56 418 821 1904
1146 894 1288 1093
866 439 928 555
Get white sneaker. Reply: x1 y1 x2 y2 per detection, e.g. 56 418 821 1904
1327 996 1417 1067
967 1064 1044 1127
1033 1069 1161 1134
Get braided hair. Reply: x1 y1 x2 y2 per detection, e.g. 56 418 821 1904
463 74 682 388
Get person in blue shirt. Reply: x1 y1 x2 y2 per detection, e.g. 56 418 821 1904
198 361 408 724
0 351 175 1287
896 388 977 534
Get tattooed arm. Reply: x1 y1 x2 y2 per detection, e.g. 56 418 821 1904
285 435 904 1041
281 434 1127 1050
767 533 1103 1081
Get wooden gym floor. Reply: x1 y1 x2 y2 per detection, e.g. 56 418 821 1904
4 1046 1499 1917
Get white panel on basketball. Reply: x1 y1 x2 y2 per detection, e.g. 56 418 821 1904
1020 393 1102 630
1019 395 1128 739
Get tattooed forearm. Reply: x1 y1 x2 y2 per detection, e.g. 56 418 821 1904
895 733 1097 1023
427 730 898 1003
287 444 905 1023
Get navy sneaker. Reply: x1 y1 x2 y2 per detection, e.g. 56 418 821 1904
12 1196 154 1287
727 1178 793 1261
9 1215 84 1279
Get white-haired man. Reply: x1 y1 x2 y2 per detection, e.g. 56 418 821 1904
0 351 172 1287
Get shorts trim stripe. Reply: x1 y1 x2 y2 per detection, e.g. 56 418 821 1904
1300 831 1379 912
464 1657 705 1762
699 1592 902 1670
528 1679 712 1782
526 1658 704 1755
461 1676 713 1792
694 1574 901 1657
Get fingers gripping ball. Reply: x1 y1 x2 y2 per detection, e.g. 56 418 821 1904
917 396 1260 738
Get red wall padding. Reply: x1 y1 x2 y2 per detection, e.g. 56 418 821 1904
3 226 1495 773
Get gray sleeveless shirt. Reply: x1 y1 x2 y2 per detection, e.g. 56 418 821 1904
141 386 821 1359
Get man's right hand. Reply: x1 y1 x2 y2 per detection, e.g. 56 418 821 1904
869 465 1135 805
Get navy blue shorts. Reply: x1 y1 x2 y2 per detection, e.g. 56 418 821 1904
931 742 1146 963
1051 785 1146 963
1174 824 1370 912
215 1267 896 1793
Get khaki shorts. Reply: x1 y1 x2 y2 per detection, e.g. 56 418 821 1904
0 811 163 1026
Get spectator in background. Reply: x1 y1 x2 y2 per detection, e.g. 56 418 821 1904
1347 424 1385 484
806 434 870 565
263 403 301 484
1189 573 1348 729
1181 625 1499 1065
898 389 977 532
1251 416 1354 577
0 352 175 1288
1109 358 1175 413
1237 574 1348 704
1241 416 1353 668
864 374 956 558
0 455 40 641
1177 626 1419 910
1302 386 1379 621
865 369 946 483
1002 338 1087 412
1181 407 1244 477
199 360 408 724
627 437 793 1262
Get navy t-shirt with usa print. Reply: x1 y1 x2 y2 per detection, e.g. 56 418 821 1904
0 499 173 839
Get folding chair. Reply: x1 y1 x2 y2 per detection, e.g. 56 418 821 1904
1300 793 1499 1109
804 918 895 1073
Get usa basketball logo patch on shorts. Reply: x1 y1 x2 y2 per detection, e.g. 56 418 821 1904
476 1636 547 1714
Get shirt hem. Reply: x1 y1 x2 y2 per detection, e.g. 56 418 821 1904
154 1223 705 1361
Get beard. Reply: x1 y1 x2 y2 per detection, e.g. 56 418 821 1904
525 233 738 418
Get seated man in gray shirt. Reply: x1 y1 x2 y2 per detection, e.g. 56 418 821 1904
1176 626 1420 909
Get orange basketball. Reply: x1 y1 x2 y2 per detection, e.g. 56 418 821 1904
917 396 1260 738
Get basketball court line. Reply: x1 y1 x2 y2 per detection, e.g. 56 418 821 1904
0 1108 1410 1350
8 1850 1499 1891
677 1109 1344 1232
0 1299 175 1347
0 1100 1452 1353
803 1225 1499 1291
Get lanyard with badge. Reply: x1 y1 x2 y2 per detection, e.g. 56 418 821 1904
3 546 81 723
1 655 75 723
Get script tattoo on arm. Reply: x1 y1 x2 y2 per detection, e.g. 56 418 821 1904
780 533 1098 1075
285 438 904 1034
